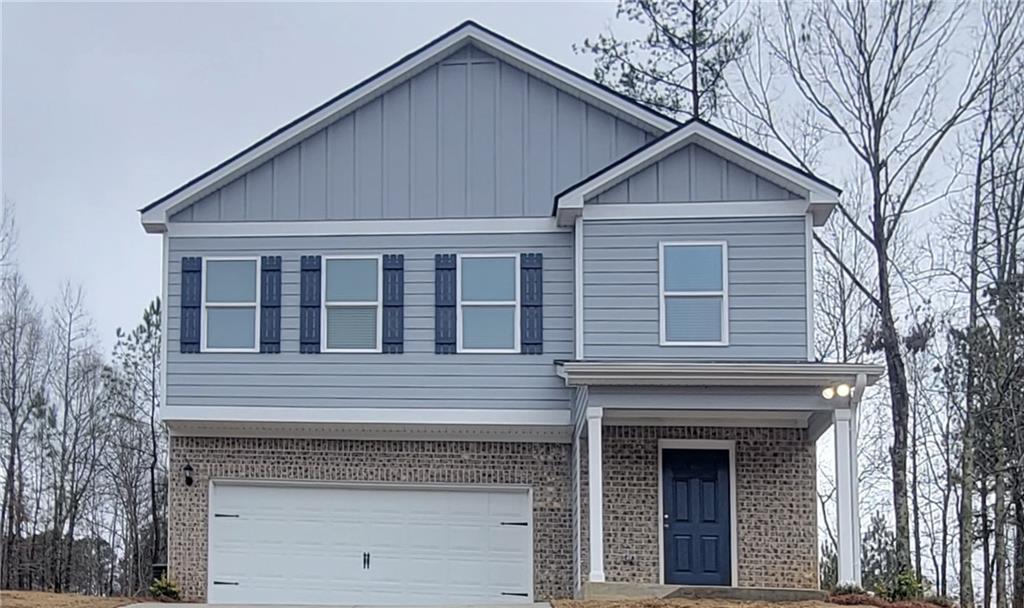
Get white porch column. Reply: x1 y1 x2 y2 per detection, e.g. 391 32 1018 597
586 406 605 582
834 407 861 585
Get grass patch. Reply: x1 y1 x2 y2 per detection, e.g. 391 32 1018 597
0 590 143 608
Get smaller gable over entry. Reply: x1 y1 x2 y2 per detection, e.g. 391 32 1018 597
555 119 843 226
589 143 802 204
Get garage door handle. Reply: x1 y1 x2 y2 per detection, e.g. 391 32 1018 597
363 552 370 569
212 581 239 586
501 592 529 597
500 521 528 526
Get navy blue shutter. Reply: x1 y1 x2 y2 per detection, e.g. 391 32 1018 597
434 254 457 354
382 254 404 353
521 253 543 354
299 255 321 353
179 257 202 353
260 256 282 353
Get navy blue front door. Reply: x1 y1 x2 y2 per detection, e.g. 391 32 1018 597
662 449 732 585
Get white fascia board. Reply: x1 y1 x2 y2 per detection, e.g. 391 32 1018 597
555 361 885 388
141 23 675 233
583 200 814 222
555 122 841 226
166 216 568 238
162 405 570 427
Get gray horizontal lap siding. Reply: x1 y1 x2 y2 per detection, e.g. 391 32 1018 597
166 231 573 410
582 217 808 360
589 144 802 204
170 44 652 223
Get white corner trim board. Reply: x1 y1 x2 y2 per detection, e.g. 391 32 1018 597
574 216 584 360
805 212 815 361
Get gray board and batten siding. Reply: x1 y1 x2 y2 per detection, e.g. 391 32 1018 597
582 216 808 360
588 144 803 204
166 231 573 410
169 45 655 224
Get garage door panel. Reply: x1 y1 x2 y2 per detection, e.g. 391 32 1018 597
208 484 531 605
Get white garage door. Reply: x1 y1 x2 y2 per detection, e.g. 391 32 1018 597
207 483 533 605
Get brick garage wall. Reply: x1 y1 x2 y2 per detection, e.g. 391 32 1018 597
168 436 573 601
580 426 818 589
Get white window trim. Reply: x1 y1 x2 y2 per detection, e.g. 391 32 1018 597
658 241 730 347
201 256 261 354
320 254 384 354
456 253 521 354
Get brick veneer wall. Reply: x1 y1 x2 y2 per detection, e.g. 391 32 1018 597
579 426 819 589
168 436 573 601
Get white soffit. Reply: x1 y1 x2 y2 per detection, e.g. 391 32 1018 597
555 361 884 388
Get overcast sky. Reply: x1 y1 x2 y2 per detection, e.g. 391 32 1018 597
2 2 621 350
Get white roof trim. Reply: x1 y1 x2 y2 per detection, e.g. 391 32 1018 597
555 360 884 387
140 21 676 233
582 200 836 227
555 121 842 226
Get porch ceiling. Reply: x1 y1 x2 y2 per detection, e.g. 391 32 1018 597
555 360 884 388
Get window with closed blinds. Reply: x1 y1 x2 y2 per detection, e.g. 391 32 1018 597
322 257 381 352
660 243 729 345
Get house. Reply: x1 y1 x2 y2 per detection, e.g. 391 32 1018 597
139 21 883 605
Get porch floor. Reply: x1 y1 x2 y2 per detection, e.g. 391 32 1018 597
581 582 827 602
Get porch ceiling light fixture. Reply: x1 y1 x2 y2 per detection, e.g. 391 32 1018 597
821 383 853 400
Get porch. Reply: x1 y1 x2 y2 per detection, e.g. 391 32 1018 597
558 361 883 595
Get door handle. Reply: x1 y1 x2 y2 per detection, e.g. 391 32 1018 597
362 552 369 569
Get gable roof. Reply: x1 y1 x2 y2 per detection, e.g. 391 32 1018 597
553 119 843 226
139 20 679 233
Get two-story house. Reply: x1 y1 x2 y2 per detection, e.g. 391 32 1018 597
139 21 882 605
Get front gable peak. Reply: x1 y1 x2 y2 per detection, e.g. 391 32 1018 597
140 21 678 233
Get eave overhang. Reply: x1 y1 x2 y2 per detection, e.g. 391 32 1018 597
555 360 884 388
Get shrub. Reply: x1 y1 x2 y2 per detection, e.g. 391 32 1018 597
877 570 924 601
149 574 181 600
924 595 954 608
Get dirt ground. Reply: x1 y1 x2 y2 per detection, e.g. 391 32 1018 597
552 600 849 608
0 591 142 608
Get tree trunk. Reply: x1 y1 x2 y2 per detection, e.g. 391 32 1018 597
996 452 1008 608
872 205 913 575
912 393 923 581
1012 493 1023 608
690 0 700 118
149 353 161 578
984 483 994 608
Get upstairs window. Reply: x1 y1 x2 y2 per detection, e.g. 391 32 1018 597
659 242 729 346
458 254 520 353
322 256 382 352
203 258 260 352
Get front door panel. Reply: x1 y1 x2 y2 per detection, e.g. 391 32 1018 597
662 449 731 585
